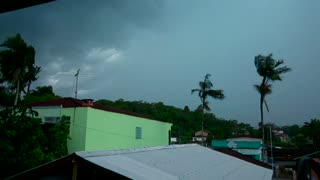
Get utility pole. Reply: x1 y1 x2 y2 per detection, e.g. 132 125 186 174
201 121 204 146
74 69 80 99
269 126 274 171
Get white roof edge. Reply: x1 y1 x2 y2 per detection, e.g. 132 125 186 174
76 144 198 158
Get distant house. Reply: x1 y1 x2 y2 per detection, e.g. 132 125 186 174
8 144 273 180
170 137 178 144
212 137 263 161
272 130 289 142
31 98 172 153
192 130 210 143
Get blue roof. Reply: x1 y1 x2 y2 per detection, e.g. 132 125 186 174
212 140 262 149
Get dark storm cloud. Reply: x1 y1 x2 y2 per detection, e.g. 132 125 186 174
0 0 165 60
0 0 166 97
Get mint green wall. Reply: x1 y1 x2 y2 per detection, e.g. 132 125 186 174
85 108 172 151
32 106 172 153
31 107 88 153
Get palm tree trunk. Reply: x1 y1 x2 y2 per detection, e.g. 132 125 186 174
14 79 20 106
201 98 205 146
260 94 265 162
26 80 31 96
260 77 267 162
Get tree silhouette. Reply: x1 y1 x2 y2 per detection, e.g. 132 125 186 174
191 74 224 113
191 74 225 145
254 54 290 161
0 34 40 105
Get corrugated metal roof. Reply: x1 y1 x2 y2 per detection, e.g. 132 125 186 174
76 144 272 180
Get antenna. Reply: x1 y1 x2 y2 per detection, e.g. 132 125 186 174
74 68 80 99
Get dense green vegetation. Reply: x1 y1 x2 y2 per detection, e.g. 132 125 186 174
95 99 320 151
0 106 69 179
0 34 68 179
95 99 259 143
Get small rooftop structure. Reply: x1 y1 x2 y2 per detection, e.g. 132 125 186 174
9 144 272 180
195 130 210 137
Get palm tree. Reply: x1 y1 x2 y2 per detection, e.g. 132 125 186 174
191 74 224 145
254 54 290 161
0 34 40 105
191 74 225 113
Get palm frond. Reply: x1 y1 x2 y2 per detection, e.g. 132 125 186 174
270 74 282 81
205 80 213 88
205 74 211 80
254 84 260 93
207 89 225 99
274 66 291 75
254 54 291 81
274 60 284 68
254 84 272 95
191 89 200 94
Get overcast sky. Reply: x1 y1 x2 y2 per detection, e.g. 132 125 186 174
1 0 320 126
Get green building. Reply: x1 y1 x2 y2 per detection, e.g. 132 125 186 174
31 98 172 153
212 137 262 161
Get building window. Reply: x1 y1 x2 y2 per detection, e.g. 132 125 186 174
136 127 142 139
44 116 70 125
44 117 60 124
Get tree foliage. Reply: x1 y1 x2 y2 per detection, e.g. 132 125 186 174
95 99 258 143
0 34 40 105
191 74 225 112
23 85 60 104
254 54 291 148
0 106 69 179
302 119 320 150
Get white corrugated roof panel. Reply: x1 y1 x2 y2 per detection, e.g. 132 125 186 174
76 144 272 180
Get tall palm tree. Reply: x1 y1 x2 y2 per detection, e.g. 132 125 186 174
254 54 291 161
0 34 40 105
192 74 225 113
191 74 224 145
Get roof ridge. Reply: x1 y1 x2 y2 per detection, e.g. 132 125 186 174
30 98 169 123
76 144 197 158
